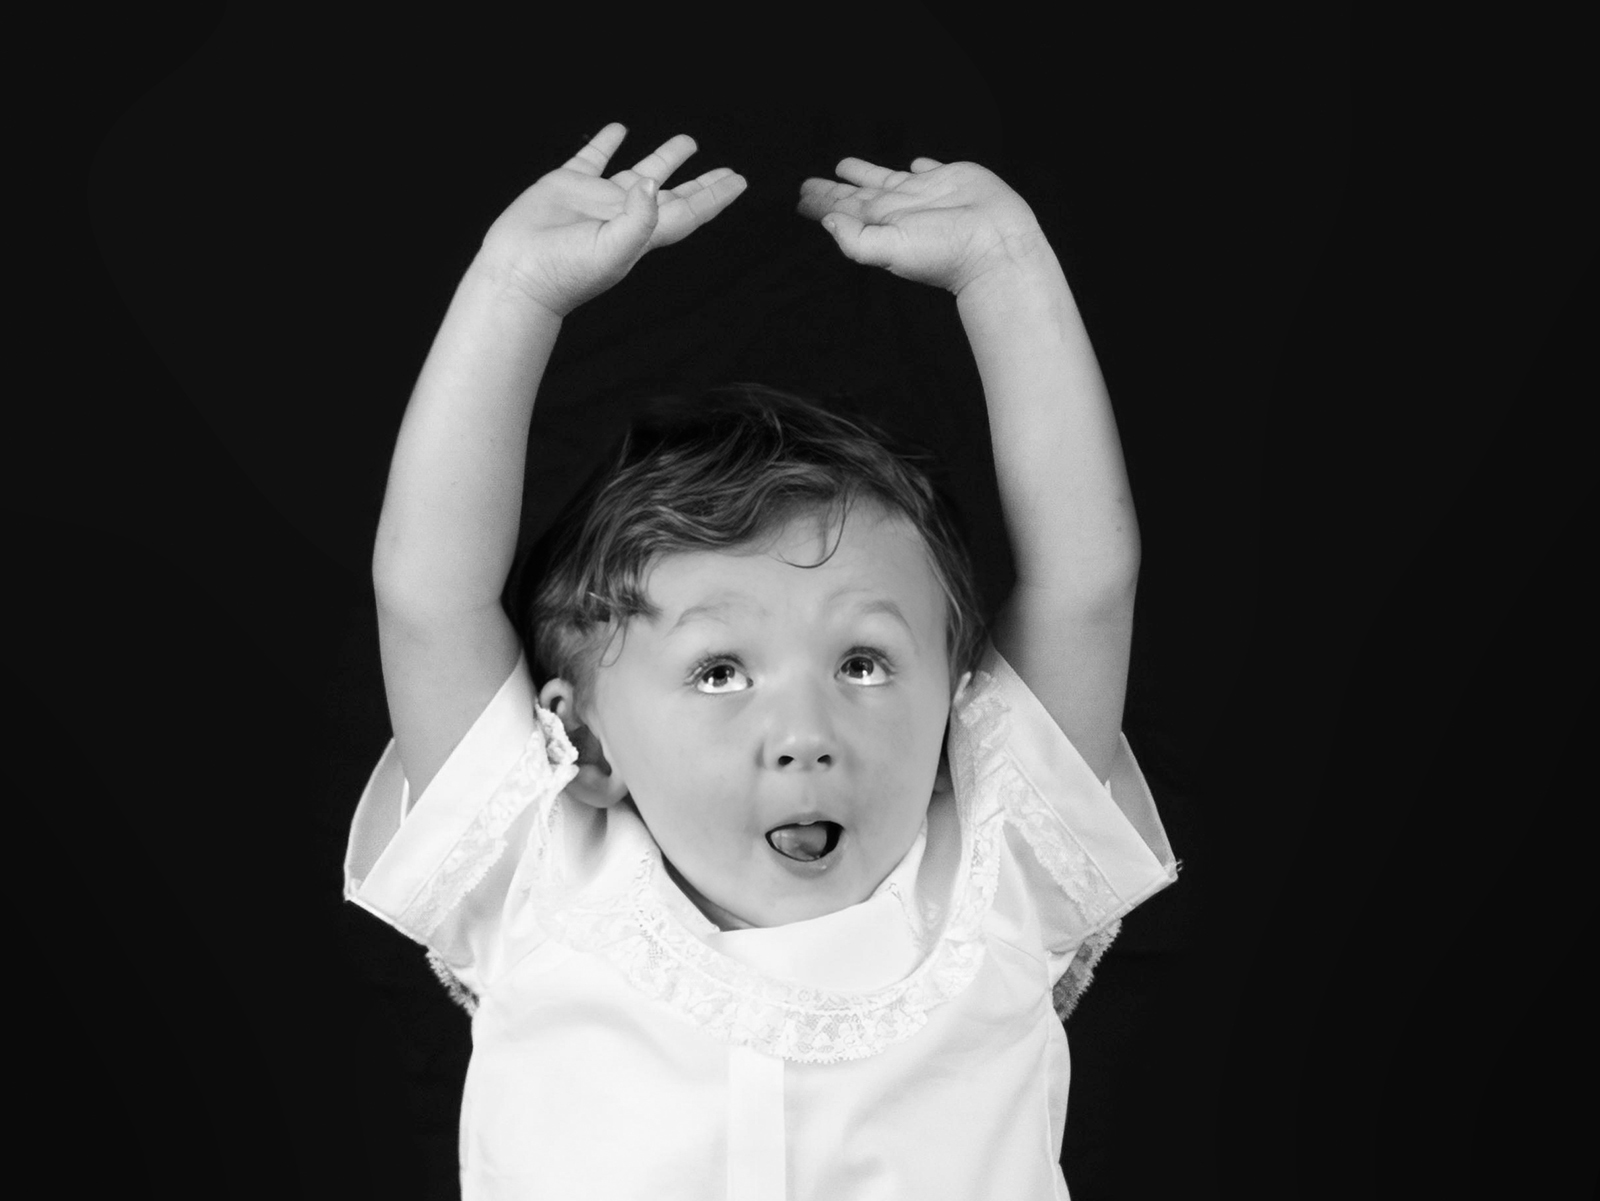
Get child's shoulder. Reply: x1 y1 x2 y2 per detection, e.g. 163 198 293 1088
345 650 579 943
948 639 1176 948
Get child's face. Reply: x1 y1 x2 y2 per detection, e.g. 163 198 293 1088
580 503 956 929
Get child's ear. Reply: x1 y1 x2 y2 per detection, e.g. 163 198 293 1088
537 677 630 810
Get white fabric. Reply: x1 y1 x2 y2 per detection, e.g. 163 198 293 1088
728 1045 787 1200
345 641 1177 1200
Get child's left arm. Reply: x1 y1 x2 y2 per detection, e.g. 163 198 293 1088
799 159 1137 783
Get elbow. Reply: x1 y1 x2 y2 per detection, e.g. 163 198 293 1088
1081 556 1139 620
1085 506 1141 605
371 529 444 621
371 529 412 612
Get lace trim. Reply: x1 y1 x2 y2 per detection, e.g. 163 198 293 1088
1052 919 1119 1021
956 668 1137 1023
964 669 1127 937
538 832 997 1063
1000 772 1124 935
427 949 480 1016
398 707 579 939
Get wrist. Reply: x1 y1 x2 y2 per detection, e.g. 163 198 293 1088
955 247 1073 333
467 244 573 323
954 231 1066 307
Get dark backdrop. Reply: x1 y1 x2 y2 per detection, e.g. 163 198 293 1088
16 1 1594 1197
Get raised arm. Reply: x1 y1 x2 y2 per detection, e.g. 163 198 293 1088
954 237 1137 783
375 124 747 797
798 158 1136 781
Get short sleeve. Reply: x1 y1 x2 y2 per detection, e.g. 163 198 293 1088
343 652 579 995
950 643 1178 977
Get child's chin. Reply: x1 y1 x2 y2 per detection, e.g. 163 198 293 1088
666 854 871 931
752 875 876 928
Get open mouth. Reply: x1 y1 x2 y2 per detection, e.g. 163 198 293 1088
765 821 844 863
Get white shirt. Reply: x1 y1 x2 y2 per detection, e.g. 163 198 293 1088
345 642 1177 1200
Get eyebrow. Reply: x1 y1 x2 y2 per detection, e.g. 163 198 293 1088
839 596 917 641
666 596 763 634
665 591 918 644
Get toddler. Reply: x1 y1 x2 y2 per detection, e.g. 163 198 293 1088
346 123 1177 1200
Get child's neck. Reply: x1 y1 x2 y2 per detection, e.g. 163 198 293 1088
662 857 755 931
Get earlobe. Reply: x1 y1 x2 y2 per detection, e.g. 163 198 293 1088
566 761 631 810
537 677 630 810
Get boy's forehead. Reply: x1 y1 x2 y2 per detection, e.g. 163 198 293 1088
642 509 942 628
662 587 918 637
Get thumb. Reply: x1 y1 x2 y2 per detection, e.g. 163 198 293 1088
821 211 895 270
597 177 660 262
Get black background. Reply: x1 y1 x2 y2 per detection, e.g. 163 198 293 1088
15 1 1594 1197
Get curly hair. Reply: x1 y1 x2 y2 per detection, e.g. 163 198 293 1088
520 383 985 699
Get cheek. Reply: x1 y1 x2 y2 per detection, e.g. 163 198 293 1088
858 695 949 802
616 711 741 836
895 677 952 746
594 699 672 804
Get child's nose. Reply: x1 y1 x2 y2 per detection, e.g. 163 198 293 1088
761 684 837 770
773 737 833 770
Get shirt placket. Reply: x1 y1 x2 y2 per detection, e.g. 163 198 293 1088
726 1043 787 1199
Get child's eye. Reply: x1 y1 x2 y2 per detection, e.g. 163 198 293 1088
691 658 751 694
839 650 891 686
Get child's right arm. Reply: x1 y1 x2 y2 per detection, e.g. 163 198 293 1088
372 124 747 798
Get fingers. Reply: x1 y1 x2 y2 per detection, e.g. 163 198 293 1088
799 155 941 222
796 176 877 222
624 133 699 186
662 167 742 213
834 156 909 189
674 165 737 191
564 122 629 176
651 168 749 247
564 125 703 188
818 209 901 270
594 173 662 263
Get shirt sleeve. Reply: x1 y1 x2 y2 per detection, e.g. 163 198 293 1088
950 643 1178 981
343 652 580 996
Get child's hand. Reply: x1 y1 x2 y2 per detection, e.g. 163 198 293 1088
797 157 1049 295
480 123 748 316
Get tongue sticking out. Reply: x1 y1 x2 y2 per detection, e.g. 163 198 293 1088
766 822 841 862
